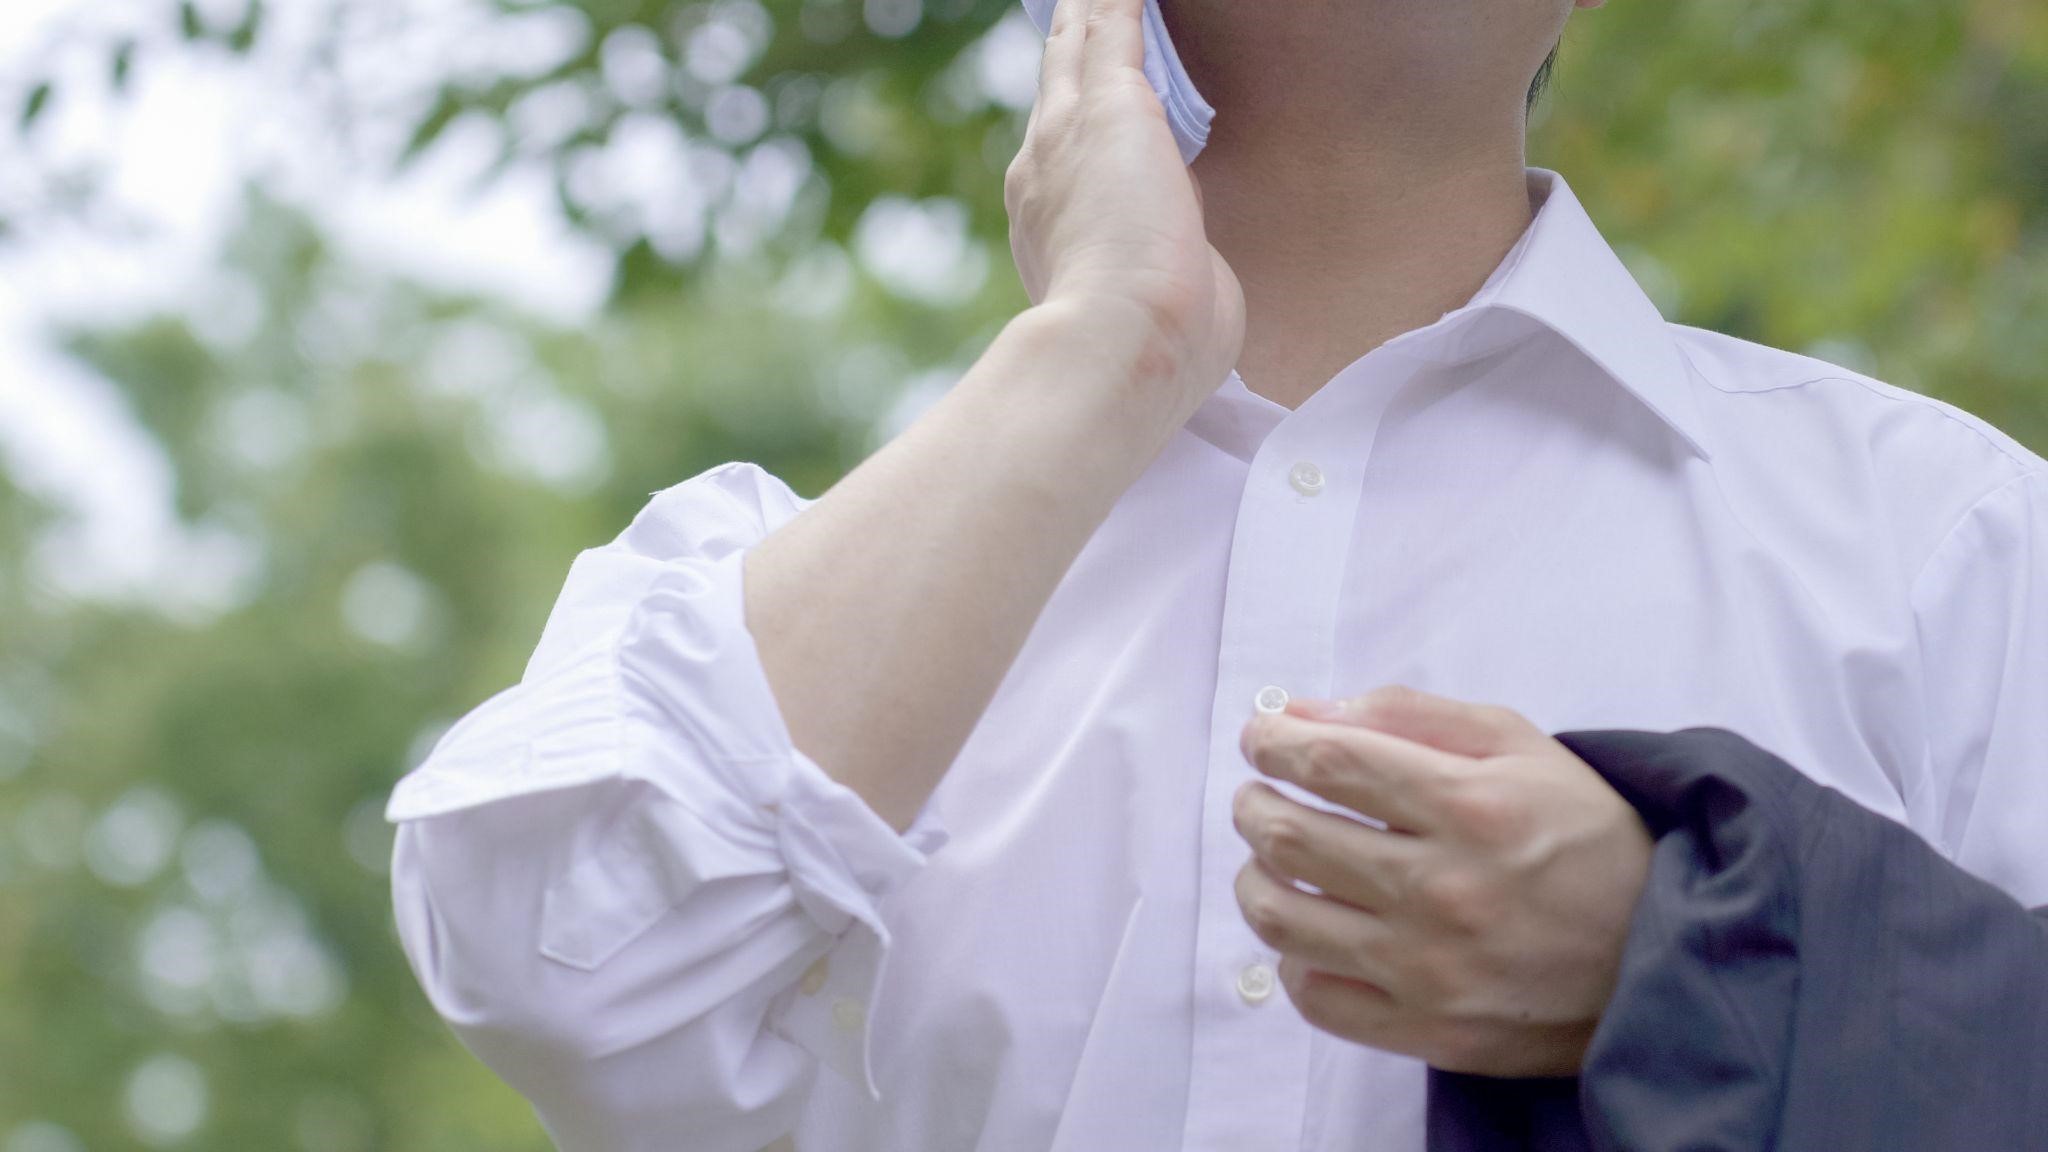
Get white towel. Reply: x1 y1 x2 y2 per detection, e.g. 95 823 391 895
1019 0 1215 164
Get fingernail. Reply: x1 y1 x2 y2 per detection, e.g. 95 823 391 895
1289 698 1344 720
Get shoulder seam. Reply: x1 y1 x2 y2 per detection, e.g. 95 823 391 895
1671 330 2039 475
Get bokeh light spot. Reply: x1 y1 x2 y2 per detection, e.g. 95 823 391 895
124 1054 208 1146
339 562 439 650
85 785 185 888
2 1122 85 1152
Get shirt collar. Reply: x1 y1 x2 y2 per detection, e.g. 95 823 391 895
1195 169 1712 464
1443 169 1713 461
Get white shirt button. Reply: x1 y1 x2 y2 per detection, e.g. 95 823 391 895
1288 461 1326 497
1254 685 1290 714
1237 962 1277 1005
832 998 866 1033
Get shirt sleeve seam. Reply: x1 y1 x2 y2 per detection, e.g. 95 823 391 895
1909 469 2044 601
1907 468 2042 860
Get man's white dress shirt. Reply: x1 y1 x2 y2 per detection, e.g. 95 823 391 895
386 171 2048 1152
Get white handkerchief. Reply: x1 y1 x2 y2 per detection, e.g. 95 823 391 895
1019 0 1215 164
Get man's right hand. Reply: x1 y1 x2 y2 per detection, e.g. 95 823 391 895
1004 0 1244 418
747 0 1243 832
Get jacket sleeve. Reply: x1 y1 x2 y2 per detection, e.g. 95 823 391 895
386 462 945 1152
1426 728 2048 1152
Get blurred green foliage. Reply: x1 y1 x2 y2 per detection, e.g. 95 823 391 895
1 1 2044 1149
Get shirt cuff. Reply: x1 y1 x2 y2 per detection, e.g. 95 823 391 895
618 548 947 1099
757 739 952 1097
615 544 945 918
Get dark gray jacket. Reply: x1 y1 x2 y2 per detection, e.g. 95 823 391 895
1428 728 2048 1151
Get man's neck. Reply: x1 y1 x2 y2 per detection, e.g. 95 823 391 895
1192 121 1536 412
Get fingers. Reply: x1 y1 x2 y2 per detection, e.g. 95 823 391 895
1040 0 1144 104
1234 857 1399 989
1240 712 1462 834
1080 0 1146 88
1290 686 1543 759
1035 0 1086 112
1277 955 1437 1060
1232 781 1413 911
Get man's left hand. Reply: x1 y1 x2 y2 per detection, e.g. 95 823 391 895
1233 686 1652 1077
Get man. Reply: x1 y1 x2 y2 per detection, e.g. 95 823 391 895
385 0 2048 1149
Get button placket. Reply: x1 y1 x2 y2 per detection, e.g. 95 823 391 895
1182 422 1365 1152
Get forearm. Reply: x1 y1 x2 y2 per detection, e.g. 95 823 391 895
745 297 1194 830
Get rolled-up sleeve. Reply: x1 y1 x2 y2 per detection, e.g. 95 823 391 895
1914 468 2048 908
386 462 944 1152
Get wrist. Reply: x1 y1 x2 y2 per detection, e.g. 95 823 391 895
1019 295 1210 398
932 302 1201 501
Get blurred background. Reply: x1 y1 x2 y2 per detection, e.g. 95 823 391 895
0 0 2042 1149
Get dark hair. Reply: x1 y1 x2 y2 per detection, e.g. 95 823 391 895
1527 45 1560 114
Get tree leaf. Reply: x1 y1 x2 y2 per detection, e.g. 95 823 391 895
229 0 265 53
20 81 52 131
399 91 462 164
111 40 137 91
